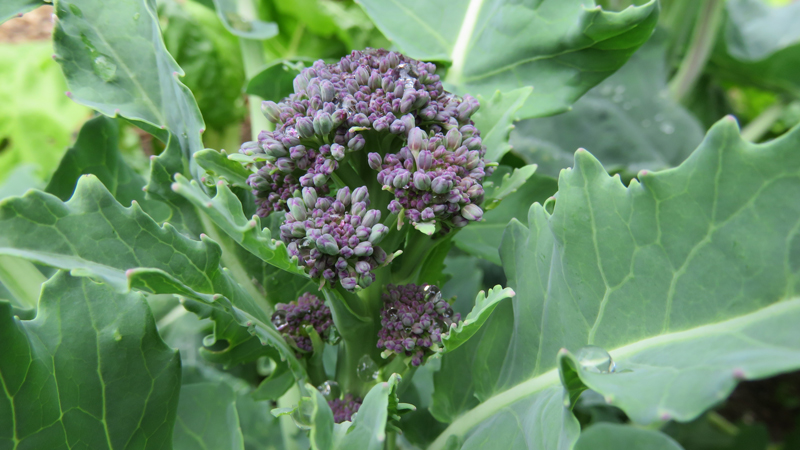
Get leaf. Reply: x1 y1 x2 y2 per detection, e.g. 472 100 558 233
246 59 309 102
0 0 42 23
471 87 533 162
0 42 90 182
510 34 705 178
428 118 800 448
441 285 515 353
482 164 538 211
355 0 659 118
173 382 245 450
194 149 252 189
46 116 169 222
724 0 800 62
0 255 47 310
452 171 557 265
211 0 279 39
0 165 42 201
0 272 181 449
333 374 408 450
574 423 684 450
53 0 204 162
171 174 307 276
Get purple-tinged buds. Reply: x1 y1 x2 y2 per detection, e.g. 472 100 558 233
265 142 288 158
417 150 433 170
393 170 410 188
293 73 309 93
276 158 295 173
421 207 435 221
355 261 371 275
320 80 335 103
457 95 480 121
367 152 382 170
296 117 315 139
354 241 373 256
302 187 318 209
445 128 462 151
352 186 369 204
408 127 424 153
413 171 431 190
389 120 406 135
362 209 381 228
262 101 281 123
287 198 307 221
331 143 345 161
348 135 365 152
336 186 351 205
431 176 452 194
351 113 371 128
274 293 333 352
341 277 358 290
461 204 483 221
313 111 334 136
316 234 339 255
355 66 370 85
368 224 389 244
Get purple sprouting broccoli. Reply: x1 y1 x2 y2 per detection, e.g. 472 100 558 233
372 123 487 229
328 394 362 423
377 283 460 366
271 292 333 352
280 186 389 291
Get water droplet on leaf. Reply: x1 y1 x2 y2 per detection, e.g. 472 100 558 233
202 334 216 347
113 330 122 341
659 122 675 135
93 56 117 82
317 380 341 401
423 284 441 302
356 355 378 382
291 401 314 430
443 307 453 318
576 345 616 374
271 310 288 330
257 356 276 376
133 12 140 20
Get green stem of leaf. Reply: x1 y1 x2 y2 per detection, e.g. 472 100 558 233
740 102 785 143
277 385 304 450
385 430 397 450
667 0 725 103
0 255 46 310
706 411 739 437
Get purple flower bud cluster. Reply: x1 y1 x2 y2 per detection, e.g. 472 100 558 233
328 394 362 423
377 284 460 366
271 292 333 352
372 124 488 228
280 186 389 291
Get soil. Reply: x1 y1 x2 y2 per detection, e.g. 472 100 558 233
0 6 54 43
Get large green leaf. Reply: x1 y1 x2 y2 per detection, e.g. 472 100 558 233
724 0 800 62
355 0 659 118
428 119 800 448
574 424 683 450
211 0 278 39
173 382 245 450
0 43 90 182
0 175 306 382
510 35 705 178
0 272 181 449
471 88 532 162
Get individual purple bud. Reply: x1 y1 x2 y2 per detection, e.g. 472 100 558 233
417 150 433 170
302 187 318 209
289 145 307 160
323 268 336 280
290 222 306 237
421 208 435 221
276 158 295 173
265 142 288 158
373 246 387 265
287 198 308 221
389 120 406 135
367 152 382 170
341 277 358 291
413 90 430 109
457 95 480 121
352 186 369 204
461 204 483 221
331 143 346 161
460 125 478 138
445 128 462 151
393 83 404 99
315 197 332 211
452 215 469 228
336 187 351 205
355 261 371 275
413 171 432 190
466 151 482 170
296 117 315 139
261 101 281 123
359 273 375 288
352 113 371 128
393 170 410 188
382 76 395 92
346 79 359 94
339 246 354 258
368 71 382 91
463 136 482 150
313 173 328 187
348 135 366 152
466 184 484 198
320 159 337 175
431 176 452 194
355 66 370 85
313 111 334 136
351 202 367 217
316 234 340 255
332 109 347 128
332 200 346 214
401 114 416 133
356 226 370 239
368 224 389 244
306 82 321 99
387 52 400 68
335 258 348 271
373 117 390 132
419 104 438 120
408 127 424 153
293 73 309 93
400 92 416 114
362 209 381 228
354 241 373 256
320 80 335 103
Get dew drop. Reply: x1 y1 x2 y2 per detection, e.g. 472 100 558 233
423 284 441 302
271 310 288 330
614 85 626 95
356 355 379 382
659 122 675 135
202 334 216 347
133 12 140 20
443 307 453 318
113 330 122 341
576 345 616 374
317 380 342 401
93 56 117 82
257 356 276 377
291 401 314 430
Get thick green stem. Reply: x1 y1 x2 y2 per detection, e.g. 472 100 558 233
385 430 397 450
241 38 270 141
277 385 303 450
668 0 725 103
741 102 785 143
0 256 46 309
392 230 436 282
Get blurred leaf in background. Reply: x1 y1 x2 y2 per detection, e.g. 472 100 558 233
0 41 90 182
